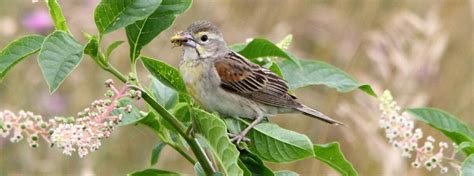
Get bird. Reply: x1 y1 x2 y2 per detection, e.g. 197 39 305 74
170 20 343 144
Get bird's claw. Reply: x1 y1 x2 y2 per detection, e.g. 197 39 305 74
228 133 250 149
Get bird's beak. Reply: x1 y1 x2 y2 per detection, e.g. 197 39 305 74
170 32 196 48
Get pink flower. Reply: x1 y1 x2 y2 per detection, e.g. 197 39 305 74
0 79 141 157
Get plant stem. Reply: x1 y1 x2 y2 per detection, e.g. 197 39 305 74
169 143 197 164
104 65 126 82
106 72 215 175
95 36 215 174
139 90 215 175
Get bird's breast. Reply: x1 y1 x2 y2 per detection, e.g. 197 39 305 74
179 60 217 107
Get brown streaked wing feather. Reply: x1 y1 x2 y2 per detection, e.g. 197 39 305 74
215 51 300 108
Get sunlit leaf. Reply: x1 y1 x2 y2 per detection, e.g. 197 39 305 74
193 109 243 176
38 31 83 93
0 35 44 80
313 142 358 176
126 0 192 60
407 108 474 155
46 0 69 32
94 0 162 34
279 59 376 96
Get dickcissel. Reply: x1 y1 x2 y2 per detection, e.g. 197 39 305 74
171 20 343 144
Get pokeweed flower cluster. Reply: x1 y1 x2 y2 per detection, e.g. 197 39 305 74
378 90 461 174
0 79 141 157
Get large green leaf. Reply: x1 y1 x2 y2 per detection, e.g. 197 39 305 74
0 35 44 80
407 108 474 155
193 109 243 176
126 0 192 60
150 77 179 109
38 31 83 93
462 155 474 176
94 0 162 34
237 38 299 65
313 142 358 176
141 56 188 94
46 0 69 32
225 118 314 163
127 168 180 176
279 59 376 96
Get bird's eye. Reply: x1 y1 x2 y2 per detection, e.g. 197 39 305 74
200 35 208 42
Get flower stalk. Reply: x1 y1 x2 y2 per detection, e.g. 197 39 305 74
378 90 461 174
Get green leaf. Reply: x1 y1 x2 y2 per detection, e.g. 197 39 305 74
462 155 474 176
229 43 247 53
238 38 299 65
171 103 191 123
127 168 180 176
150 141 166 165
313 142 358 176
274 171 299 176
113 98 143 126
238 150 274 176
38 31 83 93
0 35 44 80
94 0 162 34
276 34 293 50
225 118 314 163
268 61 283 78
407 108 474 155
192 108 243 176
459 142 474 153
84 36 99 59
139 112 161 132
126 0 192 60
150 77 179 109
194 163 205 176
141 56 188 94
278 59 376 96
105 40 125 59
46 0 69 32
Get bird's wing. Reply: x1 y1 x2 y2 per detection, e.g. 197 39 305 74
214 51 300 108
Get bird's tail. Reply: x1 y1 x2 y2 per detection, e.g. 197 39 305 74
296 104 345 126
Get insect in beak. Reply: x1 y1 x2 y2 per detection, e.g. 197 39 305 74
170 32 196 48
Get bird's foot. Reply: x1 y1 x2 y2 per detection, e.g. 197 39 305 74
228 133 250 149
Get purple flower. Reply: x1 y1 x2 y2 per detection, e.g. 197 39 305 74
22 9 54 34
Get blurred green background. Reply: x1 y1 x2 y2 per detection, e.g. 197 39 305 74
0 0 472 175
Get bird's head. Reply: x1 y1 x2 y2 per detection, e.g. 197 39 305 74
171 20 227 58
